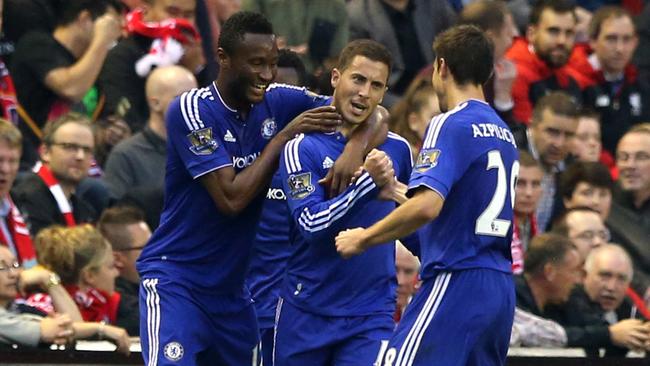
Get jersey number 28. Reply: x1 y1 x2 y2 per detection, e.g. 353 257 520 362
475 150 519 237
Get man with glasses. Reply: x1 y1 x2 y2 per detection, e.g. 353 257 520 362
551 207 609 263
514 91 579 231
12 113 97 236
98 205 151 336
608 124 650 300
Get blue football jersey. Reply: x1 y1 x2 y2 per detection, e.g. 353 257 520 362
409 100 519 279
246 170 291 329
136 83 330 307
279 131 413 317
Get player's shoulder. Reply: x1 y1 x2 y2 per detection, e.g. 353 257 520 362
384 131 412 154
265 83 329 102
168 86 218 129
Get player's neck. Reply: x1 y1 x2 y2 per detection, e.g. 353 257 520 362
215 78 252 117
444 84 485 111
339 120 359 139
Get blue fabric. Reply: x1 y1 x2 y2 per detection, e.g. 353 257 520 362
274 298 394 366
379 269 515 366
409 100 519 278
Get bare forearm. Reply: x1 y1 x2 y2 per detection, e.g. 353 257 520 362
362 190 442 248
48 285 82 322
72 322 102 339
46 38 111 101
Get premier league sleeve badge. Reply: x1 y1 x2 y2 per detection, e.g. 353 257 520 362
287 172 315 199
187 127 219 155
414 149 441 172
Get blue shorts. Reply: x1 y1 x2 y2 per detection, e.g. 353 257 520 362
379 269 514 366
140 277 259 366
274 298 394 366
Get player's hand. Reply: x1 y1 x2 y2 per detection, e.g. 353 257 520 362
364 149 393 187
378 179 408 204
609 319 649 350
40 314 74 345
94 13 122 48
336 228 368 259
493 59 516 106
103 324 131 356
180 39 206 75
281 106 342 139
319 142 365 197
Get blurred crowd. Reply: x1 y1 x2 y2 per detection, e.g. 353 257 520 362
0 0 648 358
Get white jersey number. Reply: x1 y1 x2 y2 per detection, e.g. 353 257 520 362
475 150 519 237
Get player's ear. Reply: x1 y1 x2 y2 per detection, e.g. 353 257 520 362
331 68 341 89
217 48 231 69
439 58 449 79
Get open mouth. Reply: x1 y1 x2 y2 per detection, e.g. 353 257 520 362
350 101 368 115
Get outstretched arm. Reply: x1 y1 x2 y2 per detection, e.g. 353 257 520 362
336 188 443 258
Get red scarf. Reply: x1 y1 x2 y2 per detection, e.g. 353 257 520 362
126 8 200 44
0 58 18 124
25 286 121 324
511 214 538 275
0 197 37 268
33 162 76 227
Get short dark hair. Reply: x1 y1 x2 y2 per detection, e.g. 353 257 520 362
524 233 576 276
529 0 577 26
531 91 579 126
433 25 494 86
278 49 307 86
559 161 614 201
337 39 392 78
98 205 147 251
589 6 634 40
458 0 510 33
56 0 122 26
551 206 600 236
218 11 274 55
578 107 601 124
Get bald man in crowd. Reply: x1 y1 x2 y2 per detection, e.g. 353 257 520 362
102 66 198 200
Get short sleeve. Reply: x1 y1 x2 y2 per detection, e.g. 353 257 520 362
409 114 470 199
166 91 233 179
17 32 72 84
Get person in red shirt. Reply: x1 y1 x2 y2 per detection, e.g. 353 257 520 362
31 224 122 324
506 0 590 124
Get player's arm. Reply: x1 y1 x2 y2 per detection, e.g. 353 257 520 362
322 106 389 196
282 144 393 244
200 106 342 216
336 187 443 258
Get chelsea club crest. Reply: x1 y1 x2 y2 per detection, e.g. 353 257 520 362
261 118 277 139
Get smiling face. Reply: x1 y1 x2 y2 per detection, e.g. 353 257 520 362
221 32 278 108
331 55 389 127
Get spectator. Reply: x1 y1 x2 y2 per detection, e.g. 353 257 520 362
514 91 579 231
512 150 544 275
517 233 582 317
505 0 589 124
0 245 130 353
275 49 308 87
394 241 420 323
242 0 348 74
458 0 518 126
91 115 132 171
102 65 197 200
551 207 609 263
559 161 614 220
0 120 36 268
33 225 121 325
98 206 151 336
570 109 602 163
10 0 122 169
388 74 438 157
98 0 205 132
570 6 649 155
11 113 98 236
346 0 455 106
554 244 650 356
608 124 650 294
